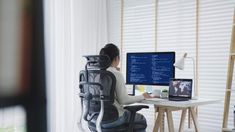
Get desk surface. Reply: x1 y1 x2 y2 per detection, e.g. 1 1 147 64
142 98 221 108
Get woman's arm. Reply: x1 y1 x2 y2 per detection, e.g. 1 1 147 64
115 71 148 105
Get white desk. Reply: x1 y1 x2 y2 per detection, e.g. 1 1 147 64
141 98 221 132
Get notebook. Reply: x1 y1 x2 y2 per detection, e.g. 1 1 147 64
168 79 193 101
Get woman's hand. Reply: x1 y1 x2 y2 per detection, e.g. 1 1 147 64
115 67 120 71
142 92 152 99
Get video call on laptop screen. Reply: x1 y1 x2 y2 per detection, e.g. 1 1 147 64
169 79 192 97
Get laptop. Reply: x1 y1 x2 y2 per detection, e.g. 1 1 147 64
168 78 193 101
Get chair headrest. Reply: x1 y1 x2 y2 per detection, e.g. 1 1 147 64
83 55 111 70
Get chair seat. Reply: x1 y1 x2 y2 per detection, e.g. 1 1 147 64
88 120 146 132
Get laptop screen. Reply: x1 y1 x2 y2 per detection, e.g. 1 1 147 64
169 79 192 98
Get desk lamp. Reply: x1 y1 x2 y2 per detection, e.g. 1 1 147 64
174 53 197 99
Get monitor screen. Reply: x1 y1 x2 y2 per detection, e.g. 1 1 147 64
126 52 175 86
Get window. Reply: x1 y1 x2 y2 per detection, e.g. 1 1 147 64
199 0 235 130
157 0 197 128
108 0 235 131
122 0 155 74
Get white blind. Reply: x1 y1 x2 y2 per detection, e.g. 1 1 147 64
108 0 235 131
157 0 197 129
122 0 155 72
122 1 156 131
199 0 235 131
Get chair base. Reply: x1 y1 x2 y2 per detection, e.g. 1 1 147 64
88 121 146 132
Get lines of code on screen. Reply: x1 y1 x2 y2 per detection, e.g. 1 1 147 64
126 52 175 86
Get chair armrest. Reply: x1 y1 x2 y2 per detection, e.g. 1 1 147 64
124 105 149 113
124 105 149 132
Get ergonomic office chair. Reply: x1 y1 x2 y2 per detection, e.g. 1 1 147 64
79 55 149 132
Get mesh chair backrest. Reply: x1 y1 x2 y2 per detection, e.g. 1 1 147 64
79 55 119 124
80 70 118 123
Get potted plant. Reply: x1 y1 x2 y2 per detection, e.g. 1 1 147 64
161 89 168 99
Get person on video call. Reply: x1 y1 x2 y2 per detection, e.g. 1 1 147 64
178 82 191 95
169 81 180 96
99 43 151 130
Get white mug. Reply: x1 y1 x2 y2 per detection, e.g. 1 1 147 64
152 89 161 97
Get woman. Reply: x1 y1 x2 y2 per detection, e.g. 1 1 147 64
99 43 152 131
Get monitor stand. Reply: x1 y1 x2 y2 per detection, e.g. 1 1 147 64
132 85 136 96
128 85 136 96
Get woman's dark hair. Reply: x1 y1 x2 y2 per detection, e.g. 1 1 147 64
99 43 120 63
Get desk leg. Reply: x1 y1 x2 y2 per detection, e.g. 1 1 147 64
161 112 165 132
153 108 164 132
153 106 159 132
188 109 192 128
179 109 187 132
166 109 174 132
160 108 164 132
190 107 199 132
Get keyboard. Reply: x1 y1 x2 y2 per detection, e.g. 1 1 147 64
145 98 167 101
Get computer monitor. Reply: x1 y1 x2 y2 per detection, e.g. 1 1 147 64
126 52 175 86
